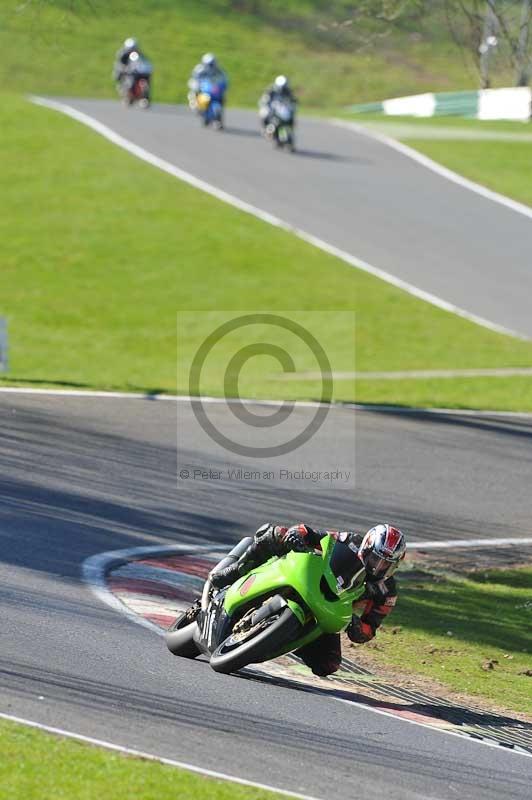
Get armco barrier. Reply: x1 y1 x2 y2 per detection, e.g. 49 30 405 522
347 86 531 121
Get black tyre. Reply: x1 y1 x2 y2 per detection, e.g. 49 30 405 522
165 614 200 659
210 606 302 674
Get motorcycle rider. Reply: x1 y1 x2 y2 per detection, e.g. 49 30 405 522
188 53 228 110
258 75 297 131
207 522 406 677
113 37 147 85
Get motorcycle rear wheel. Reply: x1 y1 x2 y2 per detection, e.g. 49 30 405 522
210 606 302 674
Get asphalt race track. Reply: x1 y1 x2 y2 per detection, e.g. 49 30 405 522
1 392 532 799
45 99 532 338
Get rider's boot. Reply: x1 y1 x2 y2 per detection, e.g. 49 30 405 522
209 537 268 588
209 526 279 589
210 553 251 588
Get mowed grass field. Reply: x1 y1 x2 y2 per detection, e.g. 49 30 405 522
0 719 285 800
2 94 532 409
0 0 491 109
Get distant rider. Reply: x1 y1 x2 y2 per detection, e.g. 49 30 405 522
258 75 297 131
188 53 228 110
207 522 406 677
113 37 147 85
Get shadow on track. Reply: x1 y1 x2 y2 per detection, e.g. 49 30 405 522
294 149 371 165
218 126 368 163
3 396 530 586
223 126 262 139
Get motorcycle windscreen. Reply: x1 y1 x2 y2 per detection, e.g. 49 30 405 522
328 539 366 594
272 101 292 121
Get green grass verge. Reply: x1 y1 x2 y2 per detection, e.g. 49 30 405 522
0 719 284 800
355 567 532 714
0 0 499 108
2 93 532 408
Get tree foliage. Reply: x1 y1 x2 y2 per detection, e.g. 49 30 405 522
443 0 531 85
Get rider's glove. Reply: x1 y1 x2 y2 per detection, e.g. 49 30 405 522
347 616 374 644
283 524 314 552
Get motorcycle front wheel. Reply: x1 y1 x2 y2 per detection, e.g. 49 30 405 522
165 612 200 658
210 606 302 674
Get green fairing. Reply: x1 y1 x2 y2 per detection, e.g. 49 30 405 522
224 535 365 653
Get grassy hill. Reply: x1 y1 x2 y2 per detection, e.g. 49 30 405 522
0 0 503 108
2 92 532 409
1 3 530 409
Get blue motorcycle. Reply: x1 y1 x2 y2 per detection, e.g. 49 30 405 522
196 78 226 129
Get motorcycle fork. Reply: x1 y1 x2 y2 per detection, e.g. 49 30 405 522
198 593 231 652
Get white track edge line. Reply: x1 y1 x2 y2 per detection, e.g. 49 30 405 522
3 386 532 419
332 118 532 223
28 95 528 341
409 537 532 549
0 712 323 800
0 387 167 400
82 545 531 761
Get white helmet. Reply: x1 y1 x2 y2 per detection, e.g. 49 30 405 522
359 524 406 580
124 37 138 49
274 75 289 90
202 53 216 67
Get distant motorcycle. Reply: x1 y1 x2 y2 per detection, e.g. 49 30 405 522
265 98 295 151
195 77 226 129
120 51 152 109
166 533 366 674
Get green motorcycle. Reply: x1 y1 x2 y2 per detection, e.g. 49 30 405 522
165 534 367 674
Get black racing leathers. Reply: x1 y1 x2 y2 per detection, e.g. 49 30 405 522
212 523 398 676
